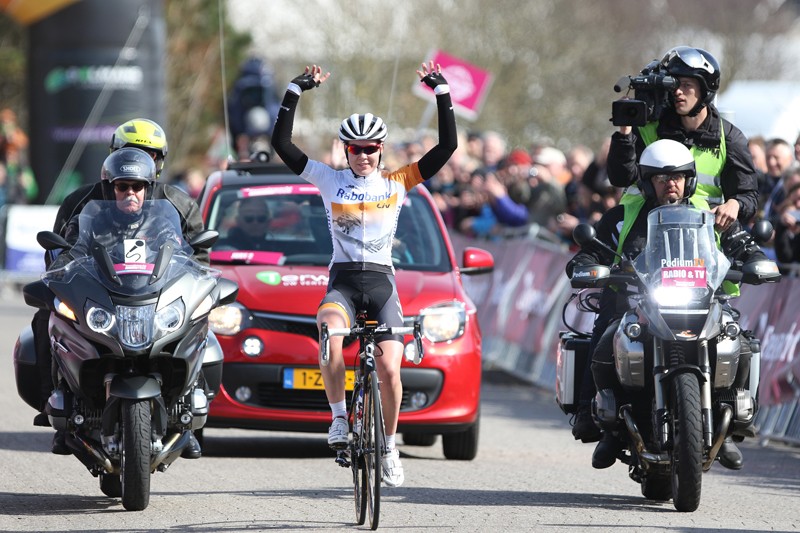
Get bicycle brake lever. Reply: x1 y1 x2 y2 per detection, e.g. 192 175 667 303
413 321 424 364
320 322 330 367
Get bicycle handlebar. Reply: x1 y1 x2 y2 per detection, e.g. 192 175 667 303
320 322 424 366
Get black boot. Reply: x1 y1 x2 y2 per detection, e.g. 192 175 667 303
33 412 51 427
718 437 743 470
722 226 780 284
592 431 622 469
51 430 71 455
572 405 601 443
181 432 202 459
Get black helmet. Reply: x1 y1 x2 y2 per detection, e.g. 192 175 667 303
101 147 157 184
638 139 697 202
661 46 720 108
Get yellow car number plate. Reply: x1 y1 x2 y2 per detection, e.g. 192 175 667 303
283 368 355 390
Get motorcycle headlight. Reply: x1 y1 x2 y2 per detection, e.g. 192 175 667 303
653 286 694 307
209 303 246 335
116 304 156 349
419 301 466 342
155 299 185 335
86 306 115 333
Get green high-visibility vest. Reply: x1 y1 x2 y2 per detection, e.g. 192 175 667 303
619 119 726 207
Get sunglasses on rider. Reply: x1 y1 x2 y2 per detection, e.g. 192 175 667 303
242 215 268 223
113 181 147 193
346 144 381 156
652 173 686 184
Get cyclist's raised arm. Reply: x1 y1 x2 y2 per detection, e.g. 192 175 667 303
271 65 331 175
416 61 458 181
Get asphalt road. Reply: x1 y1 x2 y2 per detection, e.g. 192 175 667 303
0 288 798 532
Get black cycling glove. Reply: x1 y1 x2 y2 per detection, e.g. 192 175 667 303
420 71 448 89
291 72 320 92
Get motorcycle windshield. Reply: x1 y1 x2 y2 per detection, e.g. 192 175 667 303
633 205 730 307
44 200 219 295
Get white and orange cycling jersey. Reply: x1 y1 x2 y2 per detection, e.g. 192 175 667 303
301 159 423 272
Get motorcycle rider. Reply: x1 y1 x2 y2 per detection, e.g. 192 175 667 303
33 119 206 459
572 45 779 446
566 139 763 470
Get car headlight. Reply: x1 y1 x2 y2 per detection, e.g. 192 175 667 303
419 301 466 342
209 303 246 335
155 299 185 335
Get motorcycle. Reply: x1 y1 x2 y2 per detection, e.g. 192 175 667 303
556 204 776 512
13 200 238 511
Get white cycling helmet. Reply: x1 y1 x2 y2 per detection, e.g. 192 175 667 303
638 139 697 201
338 113 388 143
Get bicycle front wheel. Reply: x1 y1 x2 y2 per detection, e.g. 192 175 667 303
351 386 367 525
365 370 384 530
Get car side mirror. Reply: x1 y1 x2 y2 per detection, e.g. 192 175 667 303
460 247 494 275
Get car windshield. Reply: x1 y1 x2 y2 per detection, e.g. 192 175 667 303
206 183 450 272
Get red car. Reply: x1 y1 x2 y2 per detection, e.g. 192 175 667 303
197 161 493 460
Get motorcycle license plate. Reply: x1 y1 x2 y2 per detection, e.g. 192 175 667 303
282 368 355 390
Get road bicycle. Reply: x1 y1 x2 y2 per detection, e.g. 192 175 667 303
320 316 423 530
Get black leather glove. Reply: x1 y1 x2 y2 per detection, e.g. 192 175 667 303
291 72 320 92
420 71 448 89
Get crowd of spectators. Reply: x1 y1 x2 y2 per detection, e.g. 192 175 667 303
372 129 622 249
0 108 38 208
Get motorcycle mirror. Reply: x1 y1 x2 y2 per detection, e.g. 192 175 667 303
190 230 219 250
751 219 774 245
36 231 70 251
572 224 596 247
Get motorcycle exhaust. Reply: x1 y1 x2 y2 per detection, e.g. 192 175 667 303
702 403 732 471
621 407 670 469
65 432 115 474
151 431 192 472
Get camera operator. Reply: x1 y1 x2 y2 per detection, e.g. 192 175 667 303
571 46 780 468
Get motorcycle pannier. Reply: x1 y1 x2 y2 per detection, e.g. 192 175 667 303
555 332 591 414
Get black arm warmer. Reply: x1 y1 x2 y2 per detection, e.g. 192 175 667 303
417 92 458 180
270 90 309 176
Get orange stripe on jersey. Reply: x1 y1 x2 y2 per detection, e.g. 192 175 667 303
318 302 351 328
384 162 423 191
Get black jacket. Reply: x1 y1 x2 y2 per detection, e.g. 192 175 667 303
50 181 207 265
607 105 759 223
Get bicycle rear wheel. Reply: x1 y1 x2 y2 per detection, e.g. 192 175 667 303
351 386 367 525
365 371 384 530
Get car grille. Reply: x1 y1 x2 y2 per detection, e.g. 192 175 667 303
251 312 358 347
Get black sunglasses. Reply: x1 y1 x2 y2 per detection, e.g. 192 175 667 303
242 215 268 223
346 144 381 156
113 181 147 193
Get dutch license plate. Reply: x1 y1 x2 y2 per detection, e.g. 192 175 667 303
283 368 355 390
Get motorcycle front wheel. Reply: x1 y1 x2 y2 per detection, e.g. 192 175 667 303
670 373 703 512
121 399 152 511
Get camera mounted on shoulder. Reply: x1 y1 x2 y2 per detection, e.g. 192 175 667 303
612 59 677 127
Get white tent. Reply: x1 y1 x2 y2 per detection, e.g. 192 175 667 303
716 80 800 143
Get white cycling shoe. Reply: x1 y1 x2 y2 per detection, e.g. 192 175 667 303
382 448 404 487
327 417 349 449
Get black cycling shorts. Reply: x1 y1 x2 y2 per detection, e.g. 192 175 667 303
319 269 404 343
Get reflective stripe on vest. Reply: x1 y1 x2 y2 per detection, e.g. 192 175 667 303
620 120 727 207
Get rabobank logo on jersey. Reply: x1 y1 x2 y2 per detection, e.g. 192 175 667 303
336 188 391 203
